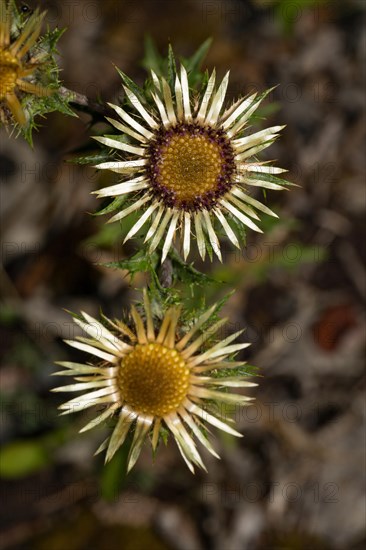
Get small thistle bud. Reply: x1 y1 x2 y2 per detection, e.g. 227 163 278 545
0 0 72 141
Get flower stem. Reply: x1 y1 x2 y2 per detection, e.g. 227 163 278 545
59 87 113 119
159 258 173 288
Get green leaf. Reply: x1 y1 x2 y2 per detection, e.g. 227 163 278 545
160 426 170 446
205 289 236 324
100 443 129 500
167 44 177 88
247 172 294 187
104 249 159 276
228 214 247 247
169 248 216 286
71 152 111 166
179 288 235 336
185 38 212 73
114 66 147 105
93 195 129 216
0 440 50 479
142 35 164 75
83 223 122 249
214 364 259 379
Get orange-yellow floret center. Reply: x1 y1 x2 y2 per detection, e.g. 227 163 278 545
0 50 19 99
158 134 223 201
118 343 190 417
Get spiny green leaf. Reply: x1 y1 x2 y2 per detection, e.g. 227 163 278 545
114 66 147 105
214 364 259 379
103 249 159 275
169 248 216 286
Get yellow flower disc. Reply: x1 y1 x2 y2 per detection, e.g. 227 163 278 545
158 134 223 202
118 343 190 417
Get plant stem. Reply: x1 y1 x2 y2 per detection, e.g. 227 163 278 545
159 258 173 288
59 87 114 119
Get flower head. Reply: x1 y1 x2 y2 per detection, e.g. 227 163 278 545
0 0 57 127
94 65 289 261
53 292 256 473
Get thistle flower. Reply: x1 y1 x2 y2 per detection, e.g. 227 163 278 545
53 292 256 473
94 66 289 261
0 0 57 127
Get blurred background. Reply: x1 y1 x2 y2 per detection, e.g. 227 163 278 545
0 0 365 548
